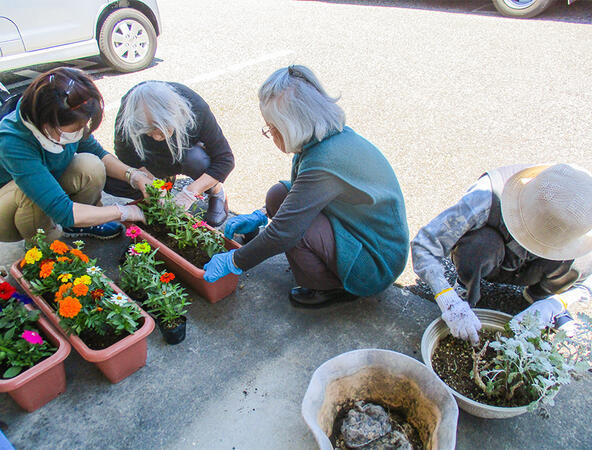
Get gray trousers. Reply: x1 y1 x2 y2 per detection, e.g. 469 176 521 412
266 183 342 291
451 226 592 306
104 144 211 199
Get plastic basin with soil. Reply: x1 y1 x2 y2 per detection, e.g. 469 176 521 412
301 349 458 450
0 284 71 412
124 222 240 303
421 309 529 419
10 262 155 384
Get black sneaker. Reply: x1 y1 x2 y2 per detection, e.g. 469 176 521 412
63 222 124 240
289 286 359 308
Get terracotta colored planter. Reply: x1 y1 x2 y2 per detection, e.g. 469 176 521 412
0 280 71 412
10 263 155 384
126 223 241 303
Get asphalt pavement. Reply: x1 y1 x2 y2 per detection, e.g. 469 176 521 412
1 0 592 448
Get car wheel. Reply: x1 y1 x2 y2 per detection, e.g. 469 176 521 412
98 8 157 73
491 0 555 18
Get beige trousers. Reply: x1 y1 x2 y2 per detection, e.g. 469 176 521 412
0 153 106 242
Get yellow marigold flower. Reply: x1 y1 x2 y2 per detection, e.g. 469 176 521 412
59 296 82 318
50 240 69 255
73 275 91 286
152 179 165 188
39 261 55 278
72 283 89 297
24 247 42 265
57 273 72 282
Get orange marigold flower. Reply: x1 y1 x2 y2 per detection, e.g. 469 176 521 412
70 249 89 263
160 272 175 283
50 240 69 255
91 289 105 300
72 283 89 297
59 296 82 318
57 256 72 263
95 307 103 312
39 261 55 278
55 283 72 302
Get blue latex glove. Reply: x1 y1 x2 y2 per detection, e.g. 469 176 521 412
224 210 268 240
203 249 243 283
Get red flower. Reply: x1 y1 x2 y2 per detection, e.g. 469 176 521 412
161 182 173 191
160 272 175 283
0 282 16 300
91 289 105 300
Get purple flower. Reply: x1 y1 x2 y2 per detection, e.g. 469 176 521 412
11 292 32 305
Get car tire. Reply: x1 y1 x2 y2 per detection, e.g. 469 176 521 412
491 0 555 18
98 8 157 73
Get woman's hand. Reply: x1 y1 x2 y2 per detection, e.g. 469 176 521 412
130 169 154 199
203 249 242 282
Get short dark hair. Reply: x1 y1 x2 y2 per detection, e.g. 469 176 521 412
20 67 104 138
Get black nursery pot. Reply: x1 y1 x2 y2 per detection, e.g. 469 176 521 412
157 316 187 345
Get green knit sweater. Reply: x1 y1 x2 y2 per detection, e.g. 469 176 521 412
292 127 409 296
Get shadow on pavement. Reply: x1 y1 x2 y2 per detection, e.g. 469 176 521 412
299 0 592 24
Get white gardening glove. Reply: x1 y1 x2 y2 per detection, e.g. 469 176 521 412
117 204 146 224
174 186 199 211
436 289 481 345
514 296 565 328
129 169 154 199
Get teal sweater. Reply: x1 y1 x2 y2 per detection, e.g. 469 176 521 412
0 103 107 227
292 127 409 296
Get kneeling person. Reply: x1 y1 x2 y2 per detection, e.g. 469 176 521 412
411 164 592 344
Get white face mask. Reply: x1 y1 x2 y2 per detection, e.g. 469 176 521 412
47 128 84 145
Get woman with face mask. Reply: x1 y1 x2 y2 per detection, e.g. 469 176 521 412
0 67 150 243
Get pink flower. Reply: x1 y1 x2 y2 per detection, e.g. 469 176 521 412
21 330 43 345
125 225 141 238
128 247 140 256
192 221 207 229
195 194 205 200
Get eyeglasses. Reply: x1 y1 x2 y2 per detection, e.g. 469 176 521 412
261 125 272 139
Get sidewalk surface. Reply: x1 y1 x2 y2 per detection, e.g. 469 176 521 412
1 225 591 449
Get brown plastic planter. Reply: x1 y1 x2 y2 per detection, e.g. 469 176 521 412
126 223 241 303
10 263 155 384
0 279 71 412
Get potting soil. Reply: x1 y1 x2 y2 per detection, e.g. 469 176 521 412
142 222 212 268
431 330 530 408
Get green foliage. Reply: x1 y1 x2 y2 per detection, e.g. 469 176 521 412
0 296 56 379
472 312 592 412
140 179 226 258
143 274 191 328
119 244 163 294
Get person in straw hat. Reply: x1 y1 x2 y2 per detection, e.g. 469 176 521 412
411 163 592 345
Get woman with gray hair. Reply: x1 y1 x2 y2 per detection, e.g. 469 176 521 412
104 81 235 226
203 65 409 307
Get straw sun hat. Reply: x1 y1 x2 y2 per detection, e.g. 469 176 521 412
501 163 592 261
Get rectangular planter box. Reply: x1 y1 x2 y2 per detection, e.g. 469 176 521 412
127 223 241 303
0 277 71 412
10 263 155 384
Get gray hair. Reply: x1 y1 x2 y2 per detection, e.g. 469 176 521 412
117 81 196 162
258 65 345 153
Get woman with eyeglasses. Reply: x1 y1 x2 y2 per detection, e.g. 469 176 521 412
0 67 149 242
203 65 409 307
104 81 235 227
